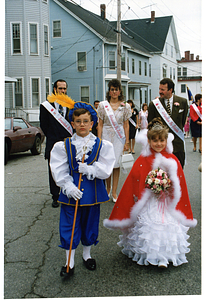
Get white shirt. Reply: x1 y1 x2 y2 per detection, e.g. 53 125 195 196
50 133 115 197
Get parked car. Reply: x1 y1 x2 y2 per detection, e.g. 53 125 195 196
4 117 45 164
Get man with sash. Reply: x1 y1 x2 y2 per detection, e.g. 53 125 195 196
148 78 188 168
40 79 73 208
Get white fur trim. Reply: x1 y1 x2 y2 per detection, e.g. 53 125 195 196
104 153 197 230
135 129 174 156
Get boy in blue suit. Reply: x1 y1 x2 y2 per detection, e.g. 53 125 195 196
50 102 115 278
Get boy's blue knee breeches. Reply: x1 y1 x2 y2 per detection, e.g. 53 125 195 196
59 204 100 250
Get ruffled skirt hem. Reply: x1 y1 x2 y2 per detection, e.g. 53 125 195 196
117 198 190 267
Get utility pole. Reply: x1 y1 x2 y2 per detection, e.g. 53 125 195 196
117 0 121 82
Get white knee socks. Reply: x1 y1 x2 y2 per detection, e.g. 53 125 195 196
83 245 91 261
65 246 92 268
66 249 75 268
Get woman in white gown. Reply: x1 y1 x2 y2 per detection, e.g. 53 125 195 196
97 79 132 202
104 118 197 268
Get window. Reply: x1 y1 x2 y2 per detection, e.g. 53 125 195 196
44 25 49 55
149 89 151 102
121 53 125 71
81 87 89 103
13 118 28 129
53 20 61 38
183 67 187 76
177 67 181 76
45 78 50 99
145 90 147 102
181 84 186 93
139 61 141 75
132 59 135 74
15 79 23 107
31 78 39 107
127 57 129 73
173 68 175 80
11 23 21 54
77 52 86 71
170 67 172 79
144 62 147 76
149 64 151 77
109 51 115 70
162 64 167 78
29 23 38 54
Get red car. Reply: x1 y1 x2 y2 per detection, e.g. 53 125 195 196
5 117 45 164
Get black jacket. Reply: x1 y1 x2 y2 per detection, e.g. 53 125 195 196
40 102 72 159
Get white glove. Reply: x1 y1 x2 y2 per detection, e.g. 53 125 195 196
78 162 96 180
69 186 83 201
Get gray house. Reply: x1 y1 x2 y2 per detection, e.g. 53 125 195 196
50 0 152 110
5 0 51 123
118 12 181 100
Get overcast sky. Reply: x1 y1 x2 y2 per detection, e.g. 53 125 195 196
76 0 202 59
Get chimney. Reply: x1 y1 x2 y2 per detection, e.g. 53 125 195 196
100 4 106 20
185 51 190 60
190 53 194 60
151 11 155 23
196 55 199 60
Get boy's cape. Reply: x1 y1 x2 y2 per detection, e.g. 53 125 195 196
103 130 197 230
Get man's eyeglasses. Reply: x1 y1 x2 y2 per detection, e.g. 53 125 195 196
74 120 90 126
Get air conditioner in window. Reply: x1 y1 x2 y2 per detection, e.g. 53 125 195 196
78 66 85 71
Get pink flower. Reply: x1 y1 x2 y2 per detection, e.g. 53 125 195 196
120 102 125 106
174 102 180 106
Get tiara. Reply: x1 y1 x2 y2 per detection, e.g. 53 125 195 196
151 123 164 130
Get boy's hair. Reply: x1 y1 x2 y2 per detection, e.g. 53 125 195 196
195 94 202 102
147 117 169 140
106 79 124 101
72 108 92 121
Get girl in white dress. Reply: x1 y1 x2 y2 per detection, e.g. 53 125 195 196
104 118 197 268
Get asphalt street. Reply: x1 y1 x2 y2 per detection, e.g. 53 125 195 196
4 137 202 298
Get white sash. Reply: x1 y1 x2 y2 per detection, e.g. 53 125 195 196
102 100 126 144
191 103 202 120
152 98 184 142
41 101 73 136
129 118 137 128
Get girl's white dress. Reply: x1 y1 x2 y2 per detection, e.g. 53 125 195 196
104 130 197 267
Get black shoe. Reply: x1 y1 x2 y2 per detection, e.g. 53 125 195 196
52 199 59 208
60 266 74 278
83 258 96 271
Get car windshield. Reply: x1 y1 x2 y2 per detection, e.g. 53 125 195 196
5 119 11 130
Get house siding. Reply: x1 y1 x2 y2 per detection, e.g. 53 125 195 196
5 0 51 121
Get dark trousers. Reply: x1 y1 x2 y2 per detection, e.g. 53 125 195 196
48 158 60 201
173 151 185 169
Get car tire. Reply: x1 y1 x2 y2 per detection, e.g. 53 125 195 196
31 136 41 155
5 142 9 165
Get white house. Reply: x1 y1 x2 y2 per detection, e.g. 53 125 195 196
5 0 51 123
177 50 202 102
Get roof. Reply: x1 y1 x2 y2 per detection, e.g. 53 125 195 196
115 16 173 53
54 0 151 56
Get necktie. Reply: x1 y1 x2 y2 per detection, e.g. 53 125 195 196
166 99 171 116
58 105 64 116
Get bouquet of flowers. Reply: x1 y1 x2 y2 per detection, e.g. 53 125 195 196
145 167 171 194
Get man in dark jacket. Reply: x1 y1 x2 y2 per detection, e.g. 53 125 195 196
148 78 188 168
40 79 72 207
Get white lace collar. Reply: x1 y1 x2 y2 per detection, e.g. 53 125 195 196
71 133 96 161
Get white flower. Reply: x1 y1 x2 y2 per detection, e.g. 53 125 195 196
155 178 160 184
162 179 167 185
147 178 153 185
